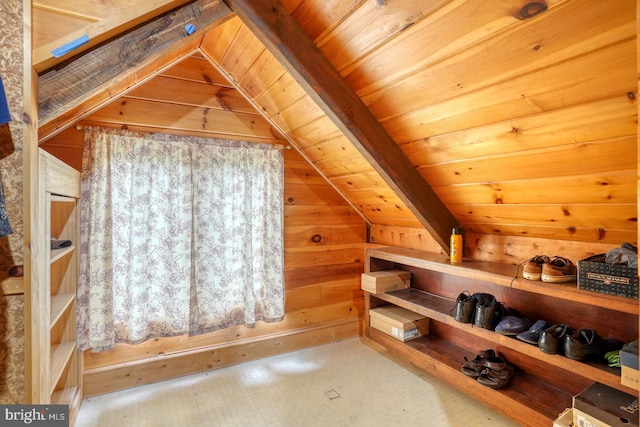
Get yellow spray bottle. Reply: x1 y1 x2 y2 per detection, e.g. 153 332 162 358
450 227 462 263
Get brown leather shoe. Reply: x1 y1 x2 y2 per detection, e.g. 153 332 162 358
539 323 573 355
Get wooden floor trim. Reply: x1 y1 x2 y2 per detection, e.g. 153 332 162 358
83 318 362 397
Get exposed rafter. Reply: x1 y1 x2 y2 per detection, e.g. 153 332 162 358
38 0 233 135
223 0 458 252
33 0 194 73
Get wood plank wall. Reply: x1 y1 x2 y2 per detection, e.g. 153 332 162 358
41 127 368 396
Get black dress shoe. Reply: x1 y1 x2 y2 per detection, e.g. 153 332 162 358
564 329 605 361
473 293 503 330
539 323 572 355
453 292 477 323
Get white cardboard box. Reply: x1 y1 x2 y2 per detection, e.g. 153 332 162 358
369 305 429 342
554 408 573 427
361 270 411 294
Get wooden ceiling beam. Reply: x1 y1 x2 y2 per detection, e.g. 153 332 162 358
33 0 194 73
224 0 458 252
38 0 233 134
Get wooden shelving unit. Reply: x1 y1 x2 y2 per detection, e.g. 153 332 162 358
365 247 638 427
26 149 82 424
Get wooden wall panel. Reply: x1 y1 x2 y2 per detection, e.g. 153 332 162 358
368 225 618 266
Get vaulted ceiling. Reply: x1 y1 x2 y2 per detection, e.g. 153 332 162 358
34 0 638 251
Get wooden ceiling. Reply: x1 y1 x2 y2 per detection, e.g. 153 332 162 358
34 0 638 249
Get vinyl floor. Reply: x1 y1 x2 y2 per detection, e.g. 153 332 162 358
76 337 522 427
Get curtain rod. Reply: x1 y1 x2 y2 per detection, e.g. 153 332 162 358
74 124 291 149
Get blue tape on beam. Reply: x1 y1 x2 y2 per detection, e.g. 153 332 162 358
51 34 90 58
185 24 196 35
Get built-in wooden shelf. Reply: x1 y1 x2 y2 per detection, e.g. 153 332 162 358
50 342 76 395
50 293 75 327
50 245 75 264
28 150 83 421
51 386 78 406
370 328 566 426
51 195 75 203
367 247 638 315
365 246 639 427
376 287 629 394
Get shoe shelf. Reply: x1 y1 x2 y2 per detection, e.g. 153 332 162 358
374 287 627 393
368 327 568 427
364 246 639 427
367 246 638 315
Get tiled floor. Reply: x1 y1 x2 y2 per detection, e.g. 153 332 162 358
76 338 521 427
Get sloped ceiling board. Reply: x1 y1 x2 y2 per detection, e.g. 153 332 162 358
224 0 458 252
37 0 233 141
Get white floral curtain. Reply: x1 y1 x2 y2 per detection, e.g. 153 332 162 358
77 127 284 352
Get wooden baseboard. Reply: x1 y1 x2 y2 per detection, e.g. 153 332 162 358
83 318 361 397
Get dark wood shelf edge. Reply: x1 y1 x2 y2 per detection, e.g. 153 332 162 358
372 288 634 395
366 247 638 315
368 329 566 427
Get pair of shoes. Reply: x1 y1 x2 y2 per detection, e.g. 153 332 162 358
516 319 549 344
452 292 504 330
522 255 576 282
495 315 531 336
477 363 515 389
522 255 550 280
461 349 515 389
539 323 573 355
461 349 502 378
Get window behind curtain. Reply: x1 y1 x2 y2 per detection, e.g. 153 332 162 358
77 127 284 352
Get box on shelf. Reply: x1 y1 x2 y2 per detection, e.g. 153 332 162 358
361 270 411 294
577 254 638 300
572 382 639 427
553 408 573 427
369 305 428 342
620 340 639 391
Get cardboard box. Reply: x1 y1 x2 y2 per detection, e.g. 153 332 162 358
577 254 638 299
620 340 639 369
621 366 640 391
572 382 639 427
554 408 573 427
620 340 639 391
369 305 428 342
574 408 616 427
361 270 411 294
